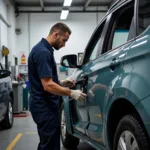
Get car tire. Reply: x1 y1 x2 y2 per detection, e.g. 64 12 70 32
113 114 149 150
60 103 79 149
1 97 14 129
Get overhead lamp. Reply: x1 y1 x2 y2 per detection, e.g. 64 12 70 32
63 0 72 6
60 10 69 20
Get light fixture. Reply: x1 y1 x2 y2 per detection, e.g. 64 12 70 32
63 0 72 6
60 10 69 20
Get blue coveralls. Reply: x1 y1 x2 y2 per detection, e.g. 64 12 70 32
28 38 60 150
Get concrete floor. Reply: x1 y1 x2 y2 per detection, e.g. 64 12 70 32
0 112 95 150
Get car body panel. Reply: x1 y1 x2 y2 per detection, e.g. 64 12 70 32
0 68 13 125
81 47 126 146
61 0 150 149
122 27 150 101
73 131 107 150
0 75 12 119
135 96 150 137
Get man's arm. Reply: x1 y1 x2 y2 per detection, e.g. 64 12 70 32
41 77 87 102
41 78 71 96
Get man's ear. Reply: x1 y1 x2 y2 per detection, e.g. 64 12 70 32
53 32 59 39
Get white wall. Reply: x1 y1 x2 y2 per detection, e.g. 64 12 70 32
1 21 8 48
0 0 7 19
16 13 29 65
7 5 17 66
0 0 17 67
16 12 106 64
0 0 8 60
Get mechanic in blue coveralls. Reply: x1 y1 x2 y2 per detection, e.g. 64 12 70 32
28 22 86 150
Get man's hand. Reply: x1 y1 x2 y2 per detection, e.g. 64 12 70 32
70 90 87 102
60 79 75 88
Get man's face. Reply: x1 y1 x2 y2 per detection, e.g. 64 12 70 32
53 31 70 50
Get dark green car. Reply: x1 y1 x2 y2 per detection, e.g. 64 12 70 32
60 0 150 149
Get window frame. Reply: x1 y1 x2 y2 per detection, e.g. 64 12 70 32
101 0 138 55
81 16 111 65
79 0 139 67
137 0 150 36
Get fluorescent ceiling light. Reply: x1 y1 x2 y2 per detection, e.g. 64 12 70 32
60 10 69 20
63 0 72 6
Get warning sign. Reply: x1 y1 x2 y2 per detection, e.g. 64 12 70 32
21 54 26 64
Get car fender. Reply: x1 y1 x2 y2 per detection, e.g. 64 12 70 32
135 96 150 137
103 86 141 147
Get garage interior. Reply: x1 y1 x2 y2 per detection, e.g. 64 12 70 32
0 0 129 150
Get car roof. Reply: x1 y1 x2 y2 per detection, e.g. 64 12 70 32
107 0 133 14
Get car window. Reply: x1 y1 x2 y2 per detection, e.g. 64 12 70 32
112 30 129 49
102 1 135 53
89 36 101 61
138 0 150 35
83 21 106 64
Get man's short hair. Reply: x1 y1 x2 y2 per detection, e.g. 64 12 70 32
50 22 71 35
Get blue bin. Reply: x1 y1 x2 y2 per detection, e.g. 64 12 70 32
25 81 30 91
23 88 28 110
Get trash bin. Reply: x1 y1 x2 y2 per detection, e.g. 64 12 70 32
12 81 24 113
23 88 28 110
25 81 30 91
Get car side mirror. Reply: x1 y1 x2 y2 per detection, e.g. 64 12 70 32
60 54 80 68
0 70 11 78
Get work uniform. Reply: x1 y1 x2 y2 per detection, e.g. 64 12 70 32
28 38 60 150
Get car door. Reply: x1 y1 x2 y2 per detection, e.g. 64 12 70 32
84 0 136 146
73 0 136 146
73 18 109 135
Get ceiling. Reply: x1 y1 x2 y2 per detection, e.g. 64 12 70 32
9 0 117 14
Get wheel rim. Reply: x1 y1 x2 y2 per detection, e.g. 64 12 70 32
8 102 13 124
117 131 139 150
61 110 66 140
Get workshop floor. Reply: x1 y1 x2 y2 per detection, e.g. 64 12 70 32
0 112 95 150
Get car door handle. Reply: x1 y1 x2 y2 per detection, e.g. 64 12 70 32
76 75 88 85
109 59 120 71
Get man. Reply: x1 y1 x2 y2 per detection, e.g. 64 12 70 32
28 22 86 150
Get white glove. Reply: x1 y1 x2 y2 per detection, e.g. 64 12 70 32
70 90 87 102
88 89 95 99
60 79 75 88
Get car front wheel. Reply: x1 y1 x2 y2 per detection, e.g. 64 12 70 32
60 103 79 149
113 114 149 150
